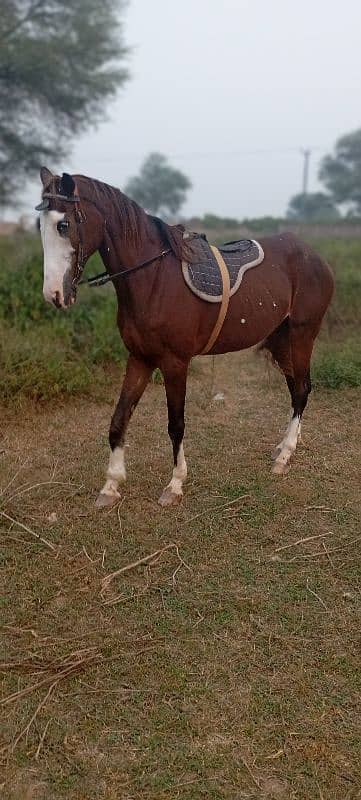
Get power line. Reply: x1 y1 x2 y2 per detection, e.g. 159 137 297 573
76 144 330 165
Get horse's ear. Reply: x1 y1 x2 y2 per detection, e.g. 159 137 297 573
40 166 53 187
60 172 75 197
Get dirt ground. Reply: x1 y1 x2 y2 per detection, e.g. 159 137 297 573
1 351 360 800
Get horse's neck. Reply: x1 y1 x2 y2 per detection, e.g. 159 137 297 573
98 213 165 308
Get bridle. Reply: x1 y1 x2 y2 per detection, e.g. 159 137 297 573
35 192 171 290
36 191 88 290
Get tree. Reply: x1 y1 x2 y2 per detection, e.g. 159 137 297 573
319 129 361 214
0 0 129 207
286 192 340 222
125 153 192 217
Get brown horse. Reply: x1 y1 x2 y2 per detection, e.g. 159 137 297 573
36 167 334 508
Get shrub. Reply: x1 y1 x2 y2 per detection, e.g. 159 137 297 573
312 342 361 389
0 233 127 404
0 322 98 404
315 239 361 328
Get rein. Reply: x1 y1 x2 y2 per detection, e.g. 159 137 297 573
36 191 172 289
79 249 172 287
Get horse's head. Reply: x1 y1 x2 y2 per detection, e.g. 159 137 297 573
37 167 103 309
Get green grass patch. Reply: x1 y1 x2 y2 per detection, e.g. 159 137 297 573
313 339 361 388
0 232 127 404
0 320 98 403
315 238 361 329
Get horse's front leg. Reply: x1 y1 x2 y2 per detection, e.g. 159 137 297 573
159 357 189 508
95 355 152 508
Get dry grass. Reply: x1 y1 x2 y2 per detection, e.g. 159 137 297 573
0 351 360 799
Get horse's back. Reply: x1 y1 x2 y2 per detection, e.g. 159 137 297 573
259 231 334 290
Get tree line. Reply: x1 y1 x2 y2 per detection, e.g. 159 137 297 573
0 5 360 222
287 130 361 222
126 131 361 222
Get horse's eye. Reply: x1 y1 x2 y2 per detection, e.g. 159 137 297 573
57 220 69 236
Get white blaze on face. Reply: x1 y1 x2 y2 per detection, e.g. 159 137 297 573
40 210 74 307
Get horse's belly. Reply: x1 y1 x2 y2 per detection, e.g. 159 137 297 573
210 270 291 353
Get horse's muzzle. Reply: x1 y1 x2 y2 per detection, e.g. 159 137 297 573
43 288 70 309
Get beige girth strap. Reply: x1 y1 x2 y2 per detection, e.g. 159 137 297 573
200 246 231 355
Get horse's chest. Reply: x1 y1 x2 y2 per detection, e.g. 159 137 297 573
118 313 159 357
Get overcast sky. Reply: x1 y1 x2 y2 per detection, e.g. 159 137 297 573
28 0 361 219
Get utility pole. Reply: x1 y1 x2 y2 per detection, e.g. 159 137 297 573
301 148 311 195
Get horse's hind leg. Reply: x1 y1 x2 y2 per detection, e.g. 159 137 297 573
96 355 152 508
271 321 314 475
158 356 188 507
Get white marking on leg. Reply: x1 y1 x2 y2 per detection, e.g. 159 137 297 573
100 446 126 498
273 415 301 471
166 444 187 497
275 411 302 451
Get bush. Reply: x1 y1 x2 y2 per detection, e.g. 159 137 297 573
0 232 127 404
241 216 285 234
0 322 98 403
312 342 361 389
315 239 361 329
201 213 241 229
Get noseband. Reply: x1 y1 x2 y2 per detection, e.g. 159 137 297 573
36 192 88 289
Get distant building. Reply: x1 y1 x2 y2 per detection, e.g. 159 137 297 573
0 221 19 236
0 216 36 235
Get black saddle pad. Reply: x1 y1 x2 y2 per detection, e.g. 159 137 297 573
182 235 264 302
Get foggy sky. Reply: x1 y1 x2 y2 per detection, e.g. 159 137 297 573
28 0 361 219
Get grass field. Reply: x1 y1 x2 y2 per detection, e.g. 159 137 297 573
1 231 361 798
1 349 361 799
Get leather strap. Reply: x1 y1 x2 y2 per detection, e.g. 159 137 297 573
200 246 231 355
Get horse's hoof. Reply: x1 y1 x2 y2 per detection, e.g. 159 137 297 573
271 446 282 460
272 460 290 476
158 487 183 508
95 492 120 509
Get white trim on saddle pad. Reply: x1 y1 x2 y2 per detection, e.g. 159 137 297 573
182 239 265 303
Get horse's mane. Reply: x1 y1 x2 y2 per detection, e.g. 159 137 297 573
74 175 189 260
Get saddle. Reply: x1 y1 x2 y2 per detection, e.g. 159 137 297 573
182 233 264 354
182 234 264 303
